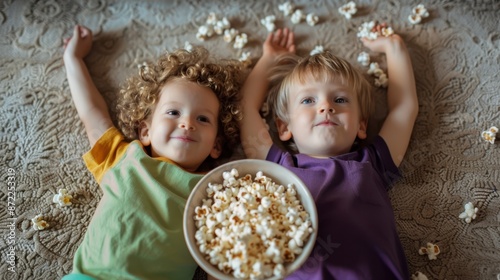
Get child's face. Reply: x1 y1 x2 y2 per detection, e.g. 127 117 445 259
277 76 367 158
139 79 221 172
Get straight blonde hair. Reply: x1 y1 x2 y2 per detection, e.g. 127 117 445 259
267 51 373 153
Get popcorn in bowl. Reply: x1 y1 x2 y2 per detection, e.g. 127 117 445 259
184 159 318 280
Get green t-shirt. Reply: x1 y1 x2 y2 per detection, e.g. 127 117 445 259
64 127 203 280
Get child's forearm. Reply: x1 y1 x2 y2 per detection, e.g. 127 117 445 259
375 35 419 166
240 54 275 111
239 54 275 159
385 37 418 119
64 56 112 145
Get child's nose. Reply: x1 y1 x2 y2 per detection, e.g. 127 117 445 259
178 118 195 130
319 102 334 113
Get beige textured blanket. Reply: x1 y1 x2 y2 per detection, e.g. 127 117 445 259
1 0 499 279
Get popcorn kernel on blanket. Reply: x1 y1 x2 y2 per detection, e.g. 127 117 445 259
481 126 498 144
261 15 276 32
357 51 370 66
339 1 357 19
310 45 324 56
411 271 429 280
459 202 478 223
32 214 49 230
409 4 429 25
418 242 440 260
306 13 319 26
279 1 294 17
53 188 73 207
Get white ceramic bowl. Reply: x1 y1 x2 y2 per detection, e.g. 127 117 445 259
183 159 318 280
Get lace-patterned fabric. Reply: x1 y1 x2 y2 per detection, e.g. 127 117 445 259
1 0 499 279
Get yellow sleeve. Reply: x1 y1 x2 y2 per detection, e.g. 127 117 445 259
82 127 130 184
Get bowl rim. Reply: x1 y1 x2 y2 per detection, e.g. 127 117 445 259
183 159 318 280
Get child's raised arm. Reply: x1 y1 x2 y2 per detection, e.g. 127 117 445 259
63 25 113 146
362 34 419 167
239 28 295 159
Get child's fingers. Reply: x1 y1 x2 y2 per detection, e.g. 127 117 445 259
279 28 289 46
79 25 91 39
286 30 295 50
73 25 80 37
265 32 273 43
70 25 81 45
63 38 70 48
272 29 282 45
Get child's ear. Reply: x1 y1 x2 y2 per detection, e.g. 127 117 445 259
276 118 292 141
357 120 368 140
138 121 152 146
210 137 222 159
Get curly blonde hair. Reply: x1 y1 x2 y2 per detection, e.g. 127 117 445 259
116 46 243 159
267 51 373 154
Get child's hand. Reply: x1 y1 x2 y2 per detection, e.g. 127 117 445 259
263 28 295 58
63 25 93 59
361 34 404 54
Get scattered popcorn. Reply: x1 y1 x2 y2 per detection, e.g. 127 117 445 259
408 14 423 25
197 13 233 41
193 169 314 279
223 28 239 43
357 21 394 41
52 188 73 207
196 24 215 41
357 51 370 66
357 21 378 40
32 214 49 230
206 12 219 26
374 74 388 88
184 41 193 52
233 33 248 49
481 126 498 144
380 26 394 37
367 62 388 88
310 45 324 55
338 1 357 19
261 15 277 32
418 242 440 260
367 62 382 76
411 271 429 280
409 4 430 25
291 9 304 24
306 13 319 26
279 2 294 17
214 17 231 35
413 4 430 18
459 202 479 223
239 51 252 67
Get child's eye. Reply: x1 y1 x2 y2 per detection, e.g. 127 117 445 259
335 97 347 103
166 110 180 116
197 116 210 123
300 98 314 104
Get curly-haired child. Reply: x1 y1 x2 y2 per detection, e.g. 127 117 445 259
239 28 418 279
62 25 242 280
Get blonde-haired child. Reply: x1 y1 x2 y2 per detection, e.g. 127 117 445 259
239 27 418 279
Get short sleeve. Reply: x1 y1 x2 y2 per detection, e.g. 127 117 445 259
82 127 130 184
369 136 401 187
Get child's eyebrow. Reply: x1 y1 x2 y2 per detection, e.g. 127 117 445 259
158 101 218 116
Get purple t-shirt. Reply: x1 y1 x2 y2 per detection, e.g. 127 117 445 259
266 136 409 280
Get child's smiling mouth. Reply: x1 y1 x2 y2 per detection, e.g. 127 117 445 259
316 119 338 126
171 135 196 142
